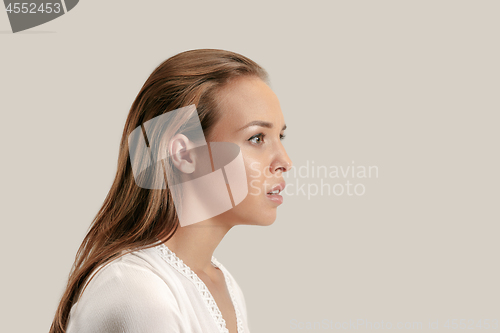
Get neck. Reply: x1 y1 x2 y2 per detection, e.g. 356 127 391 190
163 218 232 275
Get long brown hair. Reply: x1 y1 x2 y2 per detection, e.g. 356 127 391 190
50 49 268 333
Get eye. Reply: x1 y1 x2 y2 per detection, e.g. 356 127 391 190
248 133 265 145
280 133 286 140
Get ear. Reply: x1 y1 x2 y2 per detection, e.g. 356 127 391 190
169 134 196 174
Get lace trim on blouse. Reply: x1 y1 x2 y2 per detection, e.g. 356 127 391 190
156 244 244 333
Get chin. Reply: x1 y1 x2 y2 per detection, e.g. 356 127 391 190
220 193 280 226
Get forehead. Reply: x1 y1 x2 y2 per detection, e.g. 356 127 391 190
215 77 285 133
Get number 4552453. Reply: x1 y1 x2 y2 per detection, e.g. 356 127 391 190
444 319 498 330
6 3 62 14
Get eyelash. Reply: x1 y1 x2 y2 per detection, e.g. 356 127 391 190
248 133 286 145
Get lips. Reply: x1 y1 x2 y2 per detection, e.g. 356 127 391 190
266 181 286 195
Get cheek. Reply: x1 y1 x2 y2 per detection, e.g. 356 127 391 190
243 157 266 196
225 153 278 225
242 154 281 192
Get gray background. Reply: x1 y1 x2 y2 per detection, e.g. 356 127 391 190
1 1 499 332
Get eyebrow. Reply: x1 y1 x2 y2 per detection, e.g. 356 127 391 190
237 120 287 132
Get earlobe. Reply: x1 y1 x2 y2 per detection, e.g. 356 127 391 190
170 134 196 174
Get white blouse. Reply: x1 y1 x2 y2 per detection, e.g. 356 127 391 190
66 244 249 333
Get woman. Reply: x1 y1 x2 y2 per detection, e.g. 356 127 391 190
50 49 293 333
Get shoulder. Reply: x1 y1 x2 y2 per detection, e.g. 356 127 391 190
67 250 182 333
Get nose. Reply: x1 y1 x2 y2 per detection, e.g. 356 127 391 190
270 144 293 174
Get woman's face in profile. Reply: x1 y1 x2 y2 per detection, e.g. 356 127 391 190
208 76 293 226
